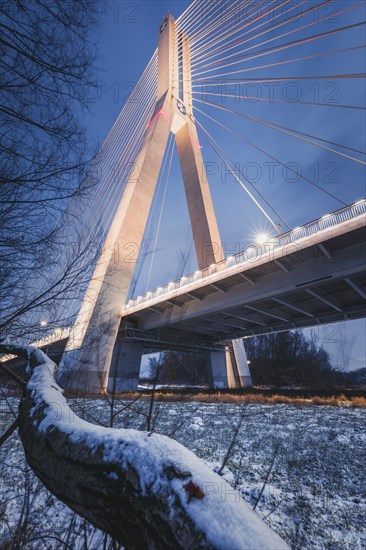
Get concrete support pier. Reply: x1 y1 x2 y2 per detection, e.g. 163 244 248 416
230 339 253 387
107 340 143 393
207 339 252 389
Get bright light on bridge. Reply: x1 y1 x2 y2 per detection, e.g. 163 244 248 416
255 232 271 246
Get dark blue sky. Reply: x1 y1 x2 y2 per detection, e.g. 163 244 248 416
83 1 365 370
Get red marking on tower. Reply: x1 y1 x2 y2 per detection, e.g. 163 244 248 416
146 109 168 128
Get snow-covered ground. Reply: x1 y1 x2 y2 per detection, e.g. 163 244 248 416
1 396 365 548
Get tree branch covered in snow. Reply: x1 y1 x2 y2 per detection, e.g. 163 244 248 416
0 344 289 549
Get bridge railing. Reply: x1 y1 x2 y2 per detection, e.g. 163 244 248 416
126 199 366 310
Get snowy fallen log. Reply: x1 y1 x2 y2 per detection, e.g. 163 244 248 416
0 344 289 549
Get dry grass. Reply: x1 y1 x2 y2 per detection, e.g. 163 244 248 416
106 391 366 408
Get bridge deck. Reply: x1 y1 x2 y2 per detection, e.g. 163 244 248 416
121 201 366 348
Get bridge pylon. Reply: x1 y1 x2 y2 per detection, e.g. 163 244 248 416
59 13 252 393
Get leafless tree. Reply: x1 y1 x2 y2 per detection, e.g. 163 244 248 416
0 0 102 341
245 330 341 386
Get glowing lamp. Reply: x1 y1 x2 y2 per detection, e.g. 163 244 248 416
255 232 271 246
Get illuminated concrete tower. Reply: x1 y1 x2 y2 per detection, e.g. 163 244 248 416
60 13 252 393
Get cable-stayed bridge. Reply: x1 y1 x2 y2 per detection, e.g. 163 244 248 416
11 1 365 394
